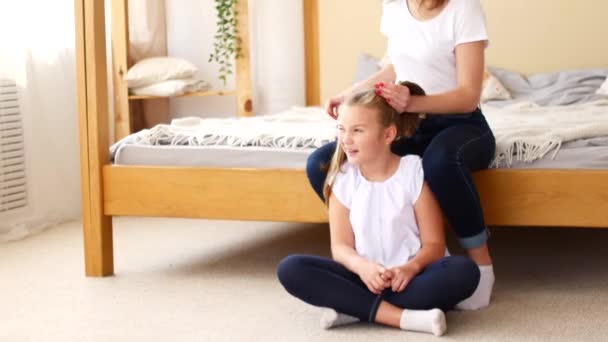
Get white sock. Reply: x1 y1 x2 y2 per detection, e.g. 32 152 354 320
456 264 495 311
319 308 360 330
399 308 446 336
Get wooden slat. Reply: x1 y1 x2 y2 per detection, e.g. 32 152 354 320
0 100 19 109
0 198 27 212
111 0 131 141
0 171 25 182
235 0 253 117
303 0 320 106
128 90 237 100
103 166 328 223
474 169 608 228
75 0 114 277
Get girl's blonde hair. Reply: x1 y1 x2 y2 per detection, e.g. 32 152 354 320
322 81 426 204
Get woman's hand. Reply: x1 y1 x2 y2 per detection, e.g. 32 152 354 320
375 82 411 113
388 263 420 293
325 94 345 119
356 260 393 295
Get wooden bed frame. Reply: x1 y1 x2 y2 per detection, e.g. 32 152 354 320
74 0 608 277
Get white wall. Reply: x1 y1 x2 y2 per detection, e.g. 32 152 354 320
165 0 306 118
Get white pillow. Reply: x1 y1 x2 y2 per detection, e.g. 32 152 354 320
130 78 210 97
124 57 198 88
481 70 512 102
597 77 608 95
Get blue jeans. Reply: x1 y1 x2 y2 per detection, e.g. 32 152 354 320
306 108 496 249
277 255 480 321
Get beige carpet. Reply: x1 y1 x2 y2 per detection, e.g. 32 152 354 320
1 217 607 342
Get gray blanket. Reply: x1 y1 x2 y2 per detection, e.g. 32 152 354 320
487 67 608 107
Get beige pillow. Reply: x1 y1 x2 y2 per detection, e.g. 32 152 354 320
124 57 198 88
481 70 512 102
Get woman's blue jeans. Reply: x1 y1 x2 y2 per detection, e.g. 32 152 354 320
306 108 496 249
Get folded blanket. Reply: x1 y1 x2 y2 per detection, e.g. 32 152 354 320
483 99 608 167
110 107 336 159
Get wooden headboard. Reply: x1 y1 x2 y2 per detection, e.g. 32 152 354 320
304 0 608 105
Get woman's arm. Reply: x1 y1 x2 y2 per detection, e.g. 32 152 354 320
326 64 396 118
351 63 396 95
378 41 485 115
407 41 485 114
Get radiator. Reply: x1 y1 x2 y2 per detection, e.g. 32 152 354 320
0 79 27 214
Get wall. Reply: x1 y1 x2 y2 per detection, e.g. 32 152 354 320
165 0 306 118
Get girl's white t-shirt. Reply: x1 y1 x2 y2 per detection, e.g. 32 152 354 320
332 155 424 268
381 0 489 95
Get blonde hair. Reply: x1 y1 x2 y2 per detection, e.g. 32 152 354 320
322 81 426 204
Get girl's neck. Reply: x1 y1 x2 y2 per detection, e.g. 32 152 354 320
359 151 401 182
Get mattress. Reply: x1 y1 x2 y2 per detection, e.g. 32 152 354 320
114 144 313 169
113 137 608 169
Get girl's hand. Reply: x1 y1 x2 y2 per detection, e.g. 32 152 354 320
389 263 419 293
325 95 345 119
375 82 411 113
357 260 392 295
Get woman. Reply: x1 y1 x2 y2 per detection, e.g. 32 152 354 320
306 0 496 311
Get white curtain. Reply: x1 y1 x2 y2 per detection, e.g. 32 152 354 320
0 1 81 241
128 0 170 130
251 0 306 115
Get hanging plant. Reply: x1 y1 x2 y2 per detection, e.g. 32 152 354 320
209 0 243 85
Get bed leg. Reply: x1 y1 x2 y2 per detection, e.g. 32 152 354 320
83 215 114 277
75 0 114 276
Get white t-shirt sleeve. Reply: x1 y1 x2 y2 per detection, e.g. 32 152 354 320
330 164 354 209
407 156 425 205
379 0 397 37
454 0 489 47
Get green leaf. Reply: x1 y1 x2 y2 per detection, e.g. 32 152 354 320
210 0 241 83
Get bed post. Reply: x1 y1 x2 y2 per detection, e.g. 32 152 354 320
75 0 114 276
235 0 253 116
111 0 131 141
303 0 320 106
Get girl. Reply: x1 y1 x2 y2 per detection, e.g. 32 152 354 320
277 84 480 336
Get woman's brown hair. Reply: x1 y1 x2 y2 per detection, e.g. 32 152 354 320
322 81 426 204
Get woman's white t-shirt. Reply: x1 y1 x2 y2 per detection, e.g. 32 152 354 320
381 0 489 95
331 155 424 269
